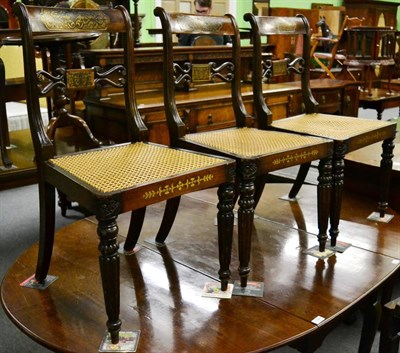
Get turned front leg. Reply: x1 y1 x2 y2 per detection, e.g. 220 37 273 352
97 213 121 344
329 142 346 247
217 182 235 291
317 157 332 252
378 138 395 218
237 161 256 288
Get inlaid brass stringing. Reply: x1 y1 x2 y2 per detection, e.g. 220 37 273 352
143 174 214 199
66 69 95 90
272 150 320 167
192 64 211 82
175 14 223 34
41 8 110 31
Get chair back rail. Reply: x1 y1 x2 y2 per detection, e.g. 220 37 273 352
154 6 249 143
13 4 147 167
244 13 317 128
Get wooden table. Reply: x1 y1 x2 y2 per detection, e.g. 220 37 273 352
1 184 399 353
359 88 400 120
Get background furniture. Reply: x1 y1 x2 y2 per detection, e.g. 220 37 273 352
344 0 399 28
344 26 396 97
311 15 364 80
84 78 360 146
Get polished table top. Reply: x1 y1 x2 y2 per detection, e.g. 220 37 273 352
1 184 399 352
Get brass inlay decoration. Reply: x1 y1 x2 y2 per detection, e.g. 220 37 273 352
66 69 95 90
41 8 110 31
277 22 297 34
176 14 223 34
355 131 387 146
272 150 320 167
192 64 211 82
143 174 214 199
272 60 288 76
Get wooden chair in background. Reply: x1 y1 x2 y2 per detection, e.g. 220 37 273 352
245 13 397 248
311 15 364 80
14 3 237 346
155 6 334 288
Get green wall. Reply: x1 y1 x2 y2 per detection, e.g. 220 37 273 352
137 0 400 44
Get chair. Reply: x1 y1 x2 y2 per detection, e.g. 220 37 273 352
244 13 397 247
154 7 334 287
13 3 237 345
311 15 364 80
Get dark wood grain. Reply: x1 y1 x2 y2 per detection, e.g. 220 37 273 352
2 184 399 353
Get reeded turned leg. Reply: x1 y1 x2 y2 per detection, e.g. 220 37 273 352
217 182 235 291
378 138 395 218
317 158 332 252
329 143 346 247
237 161 256 288
97 212 121 345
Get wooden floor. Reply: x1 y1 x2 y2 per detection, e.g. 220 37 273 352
1 183 399 353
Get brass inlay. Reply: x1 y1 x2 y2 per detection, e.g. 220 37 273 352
277 22 297 34
66 69 95 90
143 174 214 199
176 14 223 34
272 150 320 167
355 131 387 146
41 8 110 31
192 64 211 82
272 60 288 76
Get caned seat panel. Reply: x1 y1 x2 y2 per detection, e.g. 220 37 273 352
184 128 330 158
49 143 227 193
272 114 395 140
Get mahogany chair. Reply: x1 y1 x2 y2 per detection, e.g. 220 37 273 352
13 3 237 345
245 13 397 247
311 15 364 80
154 7 334 288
